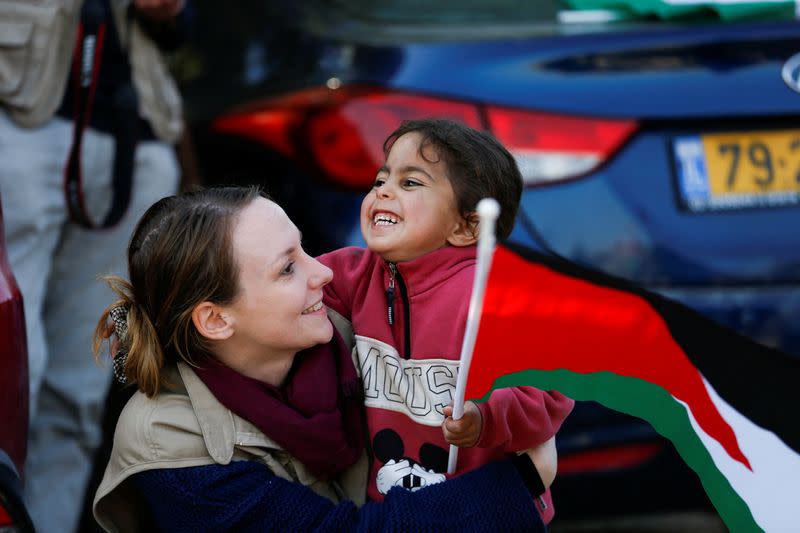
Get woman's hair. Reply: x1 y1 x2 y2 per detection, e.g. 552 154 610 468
93 186 267 397
383 119 523 240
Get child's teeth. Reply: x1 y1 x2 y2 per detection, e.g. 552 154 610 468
374 213 398 225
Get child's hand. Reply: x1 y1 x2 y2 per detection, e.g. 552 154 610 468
442 402 482 447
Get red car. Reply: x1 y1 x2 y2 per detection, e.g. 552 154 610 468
0 195 33 532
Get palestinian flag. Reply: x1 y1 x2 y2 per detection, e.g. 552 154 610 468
465 243 800 533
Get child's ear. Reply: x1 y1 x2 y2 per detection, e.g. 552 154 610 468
192 302 234 341
447 213 479 247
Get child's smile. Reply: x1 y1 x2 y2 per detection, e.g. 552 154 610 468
371 211 400 227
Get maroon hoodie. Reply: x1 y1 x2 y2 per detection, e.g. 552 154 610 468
319 245 574 524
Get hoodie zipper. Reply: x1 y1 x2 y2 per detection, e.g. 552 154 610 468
387 262 411 359
387 275 395 325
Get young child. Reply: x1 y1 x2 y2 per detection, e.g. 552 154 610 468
318 119 574 524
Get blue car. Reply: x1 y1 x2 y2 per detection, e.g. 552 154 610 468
185 1 800 525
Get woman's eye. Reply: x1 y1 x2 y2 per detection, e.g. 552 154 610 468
281 261 295 275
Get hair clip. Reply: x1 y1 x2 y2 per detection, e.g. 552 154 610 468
112 349 128 384
109 305 129 384
109 305 129 343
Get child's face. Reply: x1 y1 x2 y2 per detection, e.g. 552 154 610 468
360 132 472 262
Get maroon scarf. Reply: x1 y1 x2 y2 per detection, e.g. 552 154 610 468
193 326 364 480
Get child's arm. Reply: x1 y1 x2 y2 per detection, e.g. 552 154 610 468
444 387 573 453
443 403 559 490
317 247 366 318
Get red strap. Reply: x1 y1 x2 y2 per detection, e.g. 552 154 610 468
63 21 107 229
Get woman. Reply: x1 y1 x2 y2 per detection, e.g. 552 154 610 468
92 186 551 531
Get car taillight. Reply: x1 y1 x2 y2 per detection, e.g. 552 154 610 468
214 87 482 188
213 85 637 188
486 107 638 186
558 441 664 475
0 505 11 527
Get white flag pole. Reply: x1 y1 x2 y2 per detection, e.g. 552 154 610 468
447 198 500 475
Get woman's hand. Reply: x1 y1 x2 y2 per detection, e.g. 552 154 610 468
523 436 557 489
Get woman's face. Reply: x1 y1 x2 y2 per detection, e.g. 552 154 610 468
223 198 333 362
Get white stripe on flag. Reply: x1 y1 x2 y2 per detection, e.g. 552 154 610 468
679 379 800 532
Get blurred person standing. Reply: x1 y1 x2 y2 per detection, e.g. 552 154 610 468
0 0 187 531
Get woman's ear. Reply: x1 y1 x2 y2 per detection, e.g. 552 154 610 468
192 302 234 341
446 213 479 247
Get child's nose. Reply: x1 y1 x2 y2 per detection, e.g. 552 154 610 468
377 183 394 199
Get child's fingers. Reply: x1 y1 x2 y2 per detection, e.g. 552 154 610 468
443 416 463 433
442 404 481 446
443 423 471 447
442 416 459 440
443 417 474 446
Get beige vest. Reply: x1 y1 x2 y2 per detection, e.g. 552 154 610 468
93 362 368 533
0 0 182 142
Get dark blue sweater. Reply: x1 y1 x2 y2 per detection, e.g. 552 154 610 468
133 458 545 532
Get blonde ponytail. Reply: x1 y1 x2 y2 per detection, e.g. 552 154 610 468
93 275 167 397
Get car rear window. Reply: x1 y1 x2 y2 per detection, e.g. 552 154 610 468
315 0 560 24
295 0 570 42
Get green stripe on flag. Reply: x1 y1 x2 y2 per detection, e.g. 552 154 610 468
473 369 761 532
563 0 797 21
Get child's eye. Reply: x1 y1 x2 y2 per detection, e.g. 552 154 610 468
281 261 295 276
403 178 422 187
373 177 386 188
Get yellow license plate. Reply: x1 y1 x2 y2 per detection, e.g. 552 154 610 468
674 130 800 211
